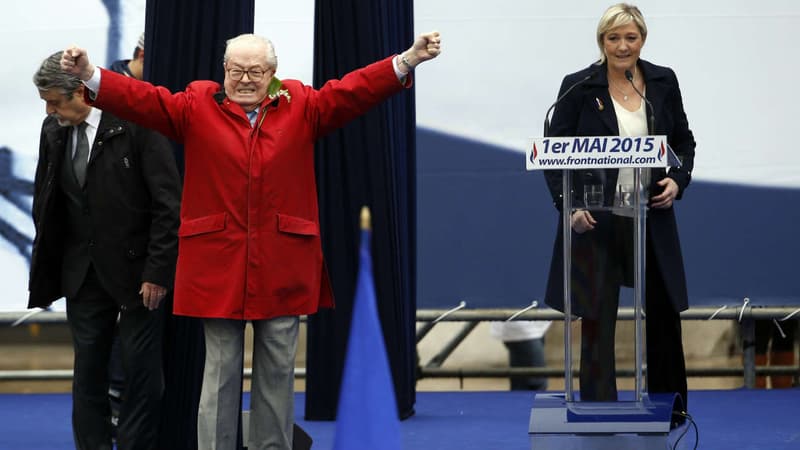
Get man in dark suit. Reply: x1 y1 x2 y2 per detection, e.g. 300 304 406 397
29 51 182 450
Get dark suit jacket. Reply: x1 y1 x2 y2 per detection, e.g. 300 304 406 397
543 59 696 317
28 111 181 309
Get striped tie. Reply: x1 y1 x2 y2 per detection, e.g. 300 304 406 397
247 110 258 127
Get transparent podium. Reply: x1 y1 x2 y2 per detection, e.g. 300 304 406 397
526 136 684 449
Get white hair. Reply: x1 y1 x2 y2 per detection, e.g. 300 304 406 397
223 34 277 70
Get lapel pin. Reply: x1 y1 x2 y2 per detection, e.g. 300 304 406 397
595 97 604 111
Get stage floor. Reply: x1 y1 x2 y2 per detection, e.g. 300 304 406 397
1 389 797 449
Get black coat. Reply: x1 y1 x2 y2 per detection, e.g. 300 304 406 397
28 111 181 309
543 59 696 316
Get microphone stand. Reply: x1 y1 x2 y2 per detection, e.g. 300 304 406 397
625 69 654 134
624 68 651 401
543 72 595 137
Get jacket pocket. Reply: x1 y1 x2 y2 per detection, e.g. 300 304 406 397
277 213 319 237
179 212 227 237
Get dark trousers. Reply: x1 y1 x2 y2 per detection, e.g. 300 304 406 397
66 268 164 450
579 216 688 409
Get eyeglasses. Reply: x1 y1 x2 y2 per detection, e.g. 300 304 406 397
227 67 267 81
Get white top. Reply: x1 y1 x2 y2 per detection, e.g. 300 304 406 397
611 96 649 216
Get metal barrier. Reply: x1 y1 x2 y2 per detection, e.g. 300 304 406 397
2 306 799 387
415 306 800 389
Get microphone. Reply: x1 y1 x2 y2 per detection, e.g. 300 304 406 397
625 69 655 134
543 71 596 137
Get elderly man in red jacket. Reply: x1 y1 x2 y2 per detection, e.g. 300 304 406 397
61 31 441 450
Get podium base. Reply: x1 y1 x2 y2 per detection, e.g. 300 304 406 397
529 392 683 450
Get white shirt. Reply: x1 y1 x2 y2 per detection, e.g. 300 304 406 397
611 96 649 216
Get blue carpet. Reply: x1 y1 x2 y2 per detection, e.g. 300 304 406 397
1 389 798 449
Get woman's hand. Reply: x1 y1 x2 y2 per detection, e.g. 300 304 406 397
650 177 679 209
570 209 596 233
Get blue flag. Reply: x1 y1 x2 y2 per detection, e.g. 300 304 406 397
332 226 402 450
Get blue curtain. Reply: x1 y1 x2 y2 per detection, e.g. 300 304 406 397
306 0 417 420
143 1 254 447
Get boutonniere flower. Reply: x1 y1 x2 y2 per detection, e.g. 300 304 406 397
267 77 291 103
271 89 291 103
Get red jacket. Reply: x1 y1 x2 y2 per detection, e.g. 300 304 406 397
90 56 410 319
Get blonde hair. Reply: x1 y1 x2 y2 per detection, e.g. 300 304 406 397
596 3 647 64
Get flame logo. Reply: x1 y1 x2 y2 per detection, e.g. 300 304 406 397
659 141 665 161
530 143 538 163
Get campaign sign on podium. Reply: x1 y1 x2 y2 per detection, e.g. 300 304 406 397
526 136 684 449
527 135 677 171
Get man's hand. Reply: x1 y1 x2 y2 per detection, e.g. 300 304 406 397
140 282 168 311
398 31 442 71
570 210 596 234
650 177 679 209
60 47 96 81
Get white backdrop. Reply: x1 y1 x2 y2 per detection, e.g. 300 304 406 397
412 0 800 188
2 0 798 311
1 0 145 312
